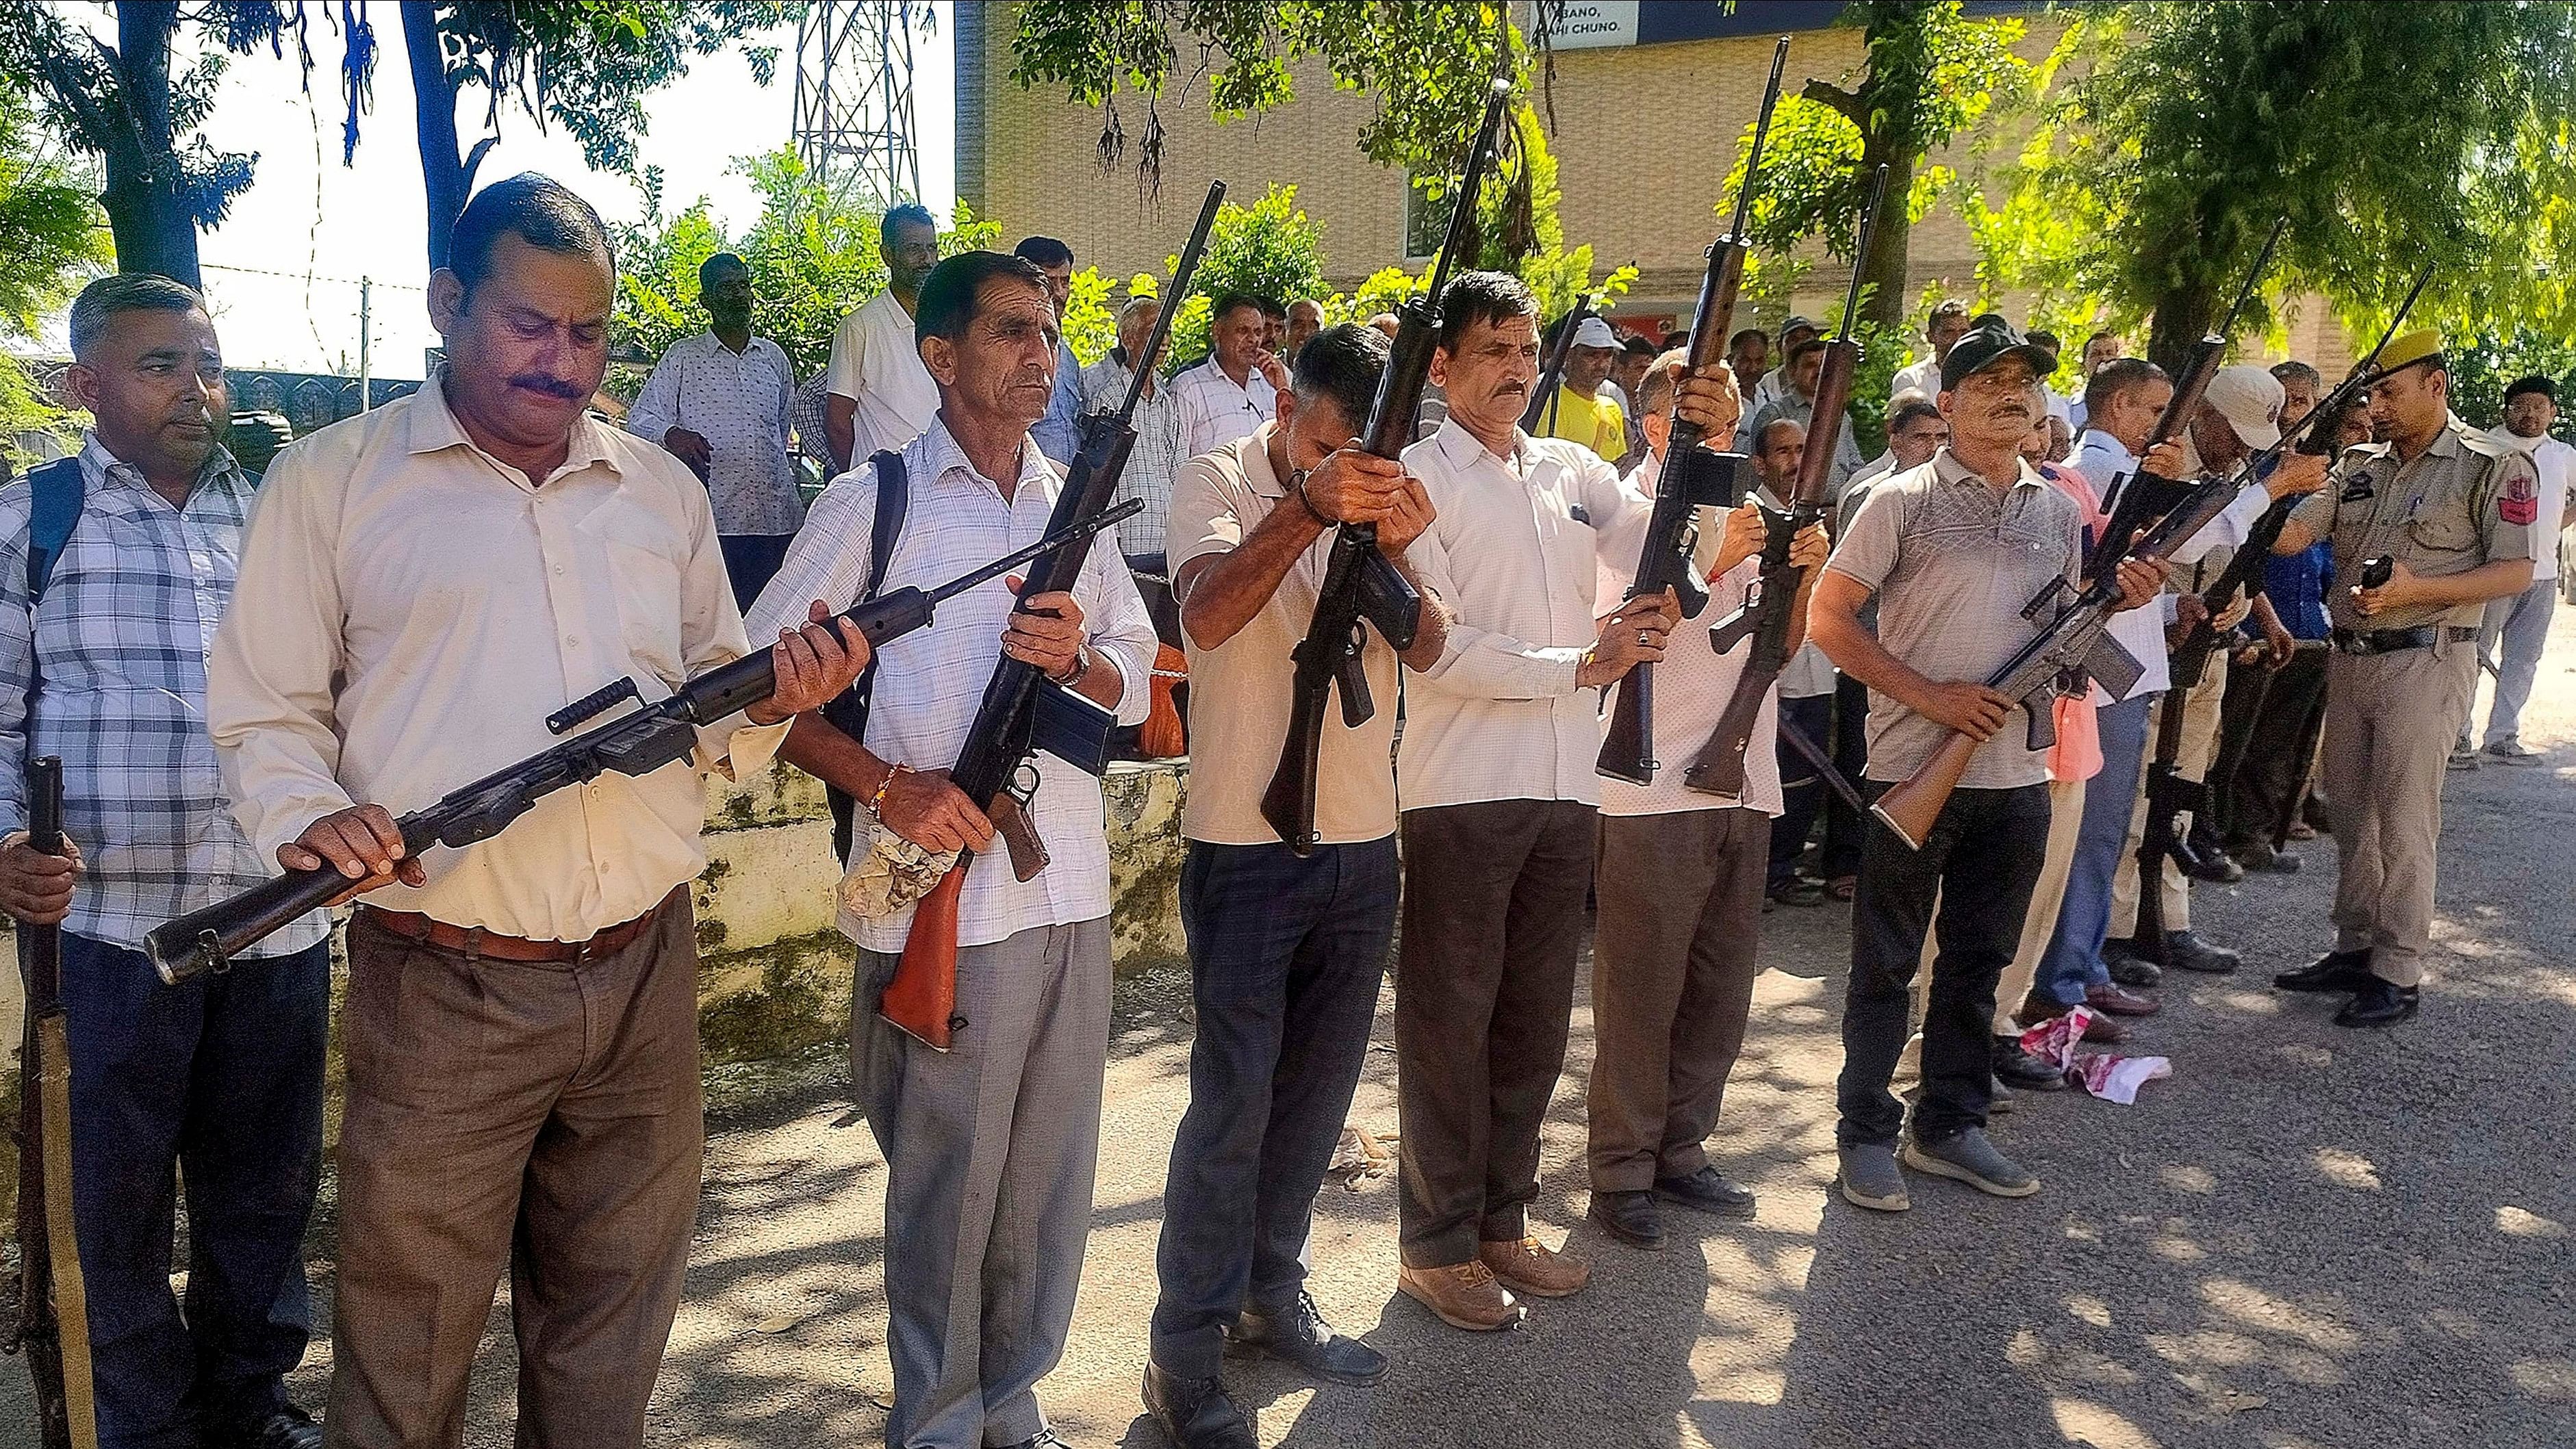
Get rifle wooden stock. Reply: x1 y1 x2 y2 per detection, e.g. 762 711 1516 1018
14 756 97 1449
1681 664 1770 799
882 869 966 1049
1872 732 1976 849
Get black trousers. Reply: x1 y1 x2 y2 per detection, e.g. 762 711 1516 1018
1149 837 1396 1377
2214 645 2329 851
1394 799 1596 1267
1768 692 1836 888
1822 673 1871 880
1837 782 2051 1146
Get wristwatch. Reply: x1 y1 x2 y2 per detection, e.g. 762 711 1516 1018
1049 642 1093 687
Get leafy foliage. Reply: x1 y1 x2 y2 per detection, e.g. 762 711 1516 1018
609 149 997 387
2445 333 2576 443
1153 184 1331 366
0 77 110 462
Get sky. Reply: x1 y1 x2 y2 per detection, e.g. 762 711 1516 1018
175 3 958 376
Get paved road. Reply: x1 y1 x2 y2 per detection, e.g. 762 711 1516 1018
10 611 2574 1448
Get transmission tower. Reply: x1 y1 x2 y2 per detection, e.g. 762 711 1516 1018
791 1 924 209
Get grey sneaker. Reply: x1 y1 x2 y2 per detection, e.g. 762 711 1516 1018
2447 744 2482 771
1837 1142 1910 1212
1902 1128 2041 1198
2485 740 2545 765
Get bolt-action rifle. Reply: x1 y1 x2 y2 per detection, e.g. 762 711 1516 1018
1595 35 1791 786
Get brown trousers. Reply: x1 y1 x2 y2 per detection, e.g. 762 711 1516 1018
1395 799 1596 1268
324 895 703 1449
2321 641 2478 988
1585 807 1768 1193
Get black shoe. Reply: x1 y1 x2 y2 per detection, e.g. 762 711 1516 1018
2334 978 2419 1027
2100 937 2165 988
2163 930 2239 975
2275 949 2373 994
214 1407 322 1449
1768 875 1826 908
1588 1188 1666 1248
1992 1036 2069 1090
1653 1165 1757 1219
1142 1364 1255 1449
2185 847 2244 883
1232 1290 1387 1386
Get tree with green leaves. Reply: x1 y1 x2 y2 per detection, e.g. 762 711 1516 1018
1967 2 2576 371
1736 1 2036 332
0 3 314 284
0 77 112 465
379 1 791 272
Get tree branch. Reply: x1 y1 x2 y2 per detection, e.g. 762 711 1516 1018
460 132 500 193
1802 78 1865 127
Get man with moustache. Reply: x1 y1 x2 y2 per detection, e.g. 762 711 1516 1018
1809 320 2167 1210
1141 324 1446 1446
1741 418 1842 907
747 251 1158 1448
1538 314 1630 464
1080 293 1192 648
828 202 944 471
1175 294 1288 459
1887 299 1972 406
1282 297 1325 360
1740 335 1865 498
1391 270 1699 1329
1727 327 1772 403
211 174 865 1448
1013 235 1085 466
2270 331 2542 1026
0 275 333 1449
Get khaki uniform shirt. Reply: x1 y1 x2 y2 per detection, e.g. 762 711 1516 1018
2290 422 2543 632
211 379 787 941
1166 426 1400 845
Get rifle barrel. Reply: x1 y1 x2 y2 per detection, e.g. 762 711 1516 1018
1724 38 1792 242
1119 183 1225 418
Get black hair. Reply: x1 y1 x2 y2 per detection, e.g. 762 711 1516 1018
1012 235 1075 269
1927 298 1971 329
1969 310 2009 330
1727 327 1768 352
1210 292 1271 326
1787 335 1827 363
2270 359 2323 392
1620 334 1658 359
1290 323 1392 428
2505 374 2557 405
2082 356 2167 422
915 251 1050 347
1258 297 1288 320
698 251 748 288
2085 331 2117 347
881 203 939 251
2026 329 2061 354
1889 398 1945 432
68 272 207 359
1433 270 1537 354
448 172 613 299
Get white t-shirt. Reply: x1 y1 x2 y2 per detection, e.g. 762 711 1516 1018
824 290 938 464
2486 424 2573 581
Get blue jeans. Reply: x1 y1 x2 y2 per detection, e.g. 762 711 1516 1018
1150 837 1397 1378
60 933 331 1448
2040 692 2154 1005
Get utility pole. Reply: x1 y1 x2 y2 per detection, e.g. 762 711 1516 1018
357 277 372 413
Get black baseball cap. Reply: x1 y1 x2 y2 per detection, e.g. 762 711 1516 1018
1940 319 2059 392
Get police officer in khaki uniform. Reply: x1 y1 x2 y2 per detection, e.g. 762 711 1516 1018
2269 331 2542 1026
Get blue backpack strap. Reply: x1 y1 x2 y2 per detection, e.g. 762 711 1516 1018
25 457 84 604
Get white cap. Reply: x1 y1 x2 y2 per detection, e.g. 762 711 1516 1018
2204 365 2284 450
1573 316 1620 350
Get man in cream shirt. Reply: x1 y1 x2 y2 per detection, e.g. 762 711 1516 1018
209 175 862 1449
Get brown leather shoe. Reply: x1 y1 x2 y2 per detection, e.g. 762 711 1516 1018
2018 990 2129 1044
1477 1236 1590 1298
1397 1261 1525 1331
2082 982 2160 1017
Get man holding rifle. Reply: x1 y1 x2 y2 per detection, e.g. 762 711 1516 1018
1140 324 1444 1446
745 248 1156 1448
1390 270 1691 1329
1809 320 2166 1211
2268 330 2542 1027
209 175 867 1448
1585 350 1826 1251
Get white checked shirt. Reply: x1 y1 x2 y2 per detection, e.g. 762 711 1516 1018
745 418 1156 953
2073 428 2269 702
1078 355 1188 556
1399 418 1655 811
826 290 939 463
0 437 328 955
625 329 802 536
1171 357 1277 460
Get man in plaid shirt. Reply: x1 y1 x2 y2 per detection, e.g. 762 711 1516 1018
0 274 331 1449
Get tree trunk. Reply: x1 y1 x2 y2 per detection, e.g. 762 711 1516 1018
2146 280 2217 376
1855 138 1915 331
404 0 468 272
98 2 200 286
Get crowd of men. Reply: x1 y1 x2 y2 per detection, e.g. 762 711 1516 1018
0 163 2560 1449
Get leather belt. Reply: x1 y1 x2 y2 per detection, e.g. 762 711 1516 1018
2330 624 2477 656
356 885 683 964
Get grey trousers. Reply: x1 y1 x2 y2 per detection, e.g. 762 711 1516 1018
1585 808 1768 1193
852 916 1112 1449
2322 642 2478 988
2470 576 2558 748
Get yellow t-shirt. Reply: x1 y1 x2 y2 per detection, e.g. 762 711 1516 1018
1539 385 1627 463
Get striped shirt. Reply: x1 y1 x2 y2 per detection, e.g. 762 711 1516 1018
624 329 803 536
745 417 1158 953
1171 357 1277 460
1077 355 1188 556
0 436 329 955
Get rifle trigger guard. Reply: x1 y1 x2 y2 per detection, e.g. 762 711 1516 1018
1008 760 1042 805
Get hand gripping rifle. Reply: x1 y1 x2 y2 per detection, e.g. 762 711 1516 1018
1521 290 1598 435
882 182 1225 1047
10 758 99 1449
1872 274 2425 851
1595 35 1791 786
2086 217 2286 585
1689 163 1889 799
141 500 1139 984
1259 88 1512 854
